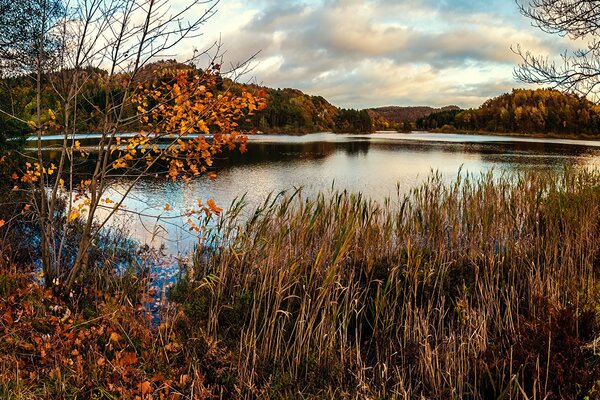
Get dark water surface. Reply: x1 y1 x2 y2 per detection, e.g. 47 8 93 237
33 131 600 255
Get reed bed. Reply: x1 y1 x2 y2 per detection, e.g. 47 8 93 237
170 169 600 399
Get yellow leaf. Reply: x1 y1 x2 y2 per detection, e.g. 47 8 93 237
164 203 172 211
68 210 80 222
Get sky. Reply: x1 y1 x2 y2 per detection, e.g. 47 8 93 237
181 0 579 109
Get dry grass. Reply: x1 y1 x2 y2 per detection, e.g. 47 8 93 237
1 168 599 399
170 168 600 399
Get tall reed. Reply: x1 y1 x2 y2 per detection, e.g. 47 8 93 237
171 168 600 399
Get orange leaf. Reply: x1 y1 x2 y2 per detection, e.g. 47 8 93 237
121 352 138 366
179 374 190 385
3 311 13 325
0 220 5 228
206 199 222 215
139 380 152 395
110 332 121 342
151 372 164 382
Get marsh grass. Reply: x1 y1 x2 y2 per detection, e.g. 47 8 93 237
170 168 600 398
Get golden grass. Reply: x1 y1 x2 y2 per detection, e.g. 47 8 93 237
170 168 600 398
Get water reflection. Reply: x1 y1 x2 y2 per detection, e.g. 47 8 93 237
37 132 599 254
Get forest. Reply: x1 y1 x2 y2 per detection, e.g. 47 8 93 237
417 88 600 137
5 67 600 142
0 61 375 144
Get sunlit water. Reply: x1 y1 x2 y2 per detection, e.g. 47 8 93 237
67 131 597 256
29 131 600 314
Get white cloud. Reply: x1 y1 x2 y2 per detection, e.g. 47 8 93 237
170 0 581 108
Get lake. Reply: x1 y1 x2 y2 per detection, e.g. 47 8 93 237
30 131 600 255
27 131 600 311
58 131 594 256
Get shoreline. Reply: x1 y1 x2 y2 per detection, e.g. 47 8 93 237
26 129 600 142
412 128 600 141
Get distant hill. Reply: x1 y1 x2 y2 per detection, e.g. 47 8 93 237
246 87 342 133
4 59 598 138
0 60 376 139
369 105 460 124
416 88 600 137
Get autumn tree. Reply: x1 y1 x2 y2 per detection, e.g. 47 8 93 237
514 0 600 99
0 0 265 296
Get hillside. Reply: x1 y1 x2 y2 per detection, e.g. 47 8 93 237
369 105 460 124
246 87 341 133
3 62 600 139
416 88 600 137
0 61 377 139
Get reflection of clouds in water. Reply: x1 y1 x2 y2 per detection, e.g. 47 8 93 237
91 133 600 255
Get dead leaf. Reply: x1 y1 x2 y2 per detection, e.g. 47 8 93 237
139 380 152 395
110 332 121 342
121 351 138 366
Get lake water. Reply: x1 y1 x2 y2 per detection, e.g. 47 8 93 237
72 131 596 256
27 131 600 310
31 131 600 255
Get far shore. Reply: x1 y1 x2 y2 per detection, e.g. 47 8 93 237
402 128 600 141
27 128 600 142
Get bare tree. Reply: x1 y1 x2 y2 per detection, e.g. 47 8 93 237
0 0 264 296
514 0 600 99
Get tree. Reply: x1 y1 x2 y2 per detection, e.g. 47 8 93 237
514 0 600 99
0 0 266 296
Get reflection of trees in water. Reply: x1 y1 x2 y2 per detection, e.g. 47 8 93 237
34 137 600 179
229 140 372 163
477 141 599 168
373 139 599 168
340 140 370 156
223 141 339 165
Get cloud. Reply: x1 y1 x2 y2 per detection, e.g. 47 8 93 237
186 0 578 108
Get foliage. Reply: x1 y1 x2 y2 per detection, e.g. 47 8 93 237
249 88 339 133
122 65 267 182
332 108 373 133
0 0 64 76
417 88 600 136
416 108 464 130
0 269 217 399
1 168 599 398
0 0 266 298
371 105 460 130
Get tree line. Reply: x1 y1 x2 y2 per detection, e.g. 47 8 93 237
0 66 375 147
417 88 600 136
